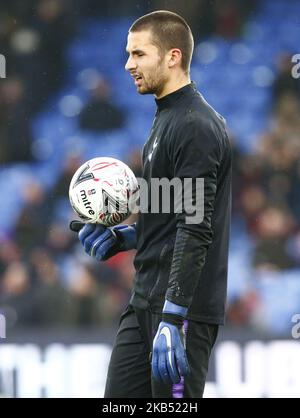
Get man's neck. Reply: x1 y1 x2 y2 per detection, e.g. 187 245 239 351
155 74 191 100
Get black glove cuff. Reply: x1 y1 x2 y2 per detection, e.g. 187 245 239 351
162 313 185 327
111 228 125 251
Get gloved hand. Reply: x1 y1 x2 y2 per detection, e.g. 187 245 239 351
152 300 190 384
69 221 136 261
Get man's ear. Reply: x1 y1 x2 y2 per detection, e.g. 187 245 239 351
168 48 182 68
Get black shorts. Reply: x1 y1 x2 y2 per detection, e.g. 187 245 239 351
104 305 218 398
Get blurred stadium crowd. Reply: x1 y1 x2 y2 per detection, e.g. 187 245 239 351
0 0 300 335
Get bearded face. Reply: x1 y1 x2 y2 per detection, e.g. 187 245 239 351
125 30 170 97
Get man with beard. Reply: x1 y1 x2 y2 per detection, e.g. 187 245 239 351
71 10 232 398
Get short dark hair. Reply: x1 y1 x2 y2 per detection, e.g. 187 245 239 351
129 10 194 74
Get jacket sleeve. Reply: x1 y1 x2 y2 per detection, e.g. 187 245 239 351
165 115 223 308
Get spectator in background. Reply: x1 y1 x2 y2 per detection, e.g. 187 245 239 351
214 0 257 38
274 92 300 132
9 25 44 114
0 77 35 164
5 0 75 113
46 221 78 257
47 151 84 222
49 152 83 202
252 206 296 271
79 77 125 132
226 291 260 327
0 261 37 327
14 180 50 254
29 248 76 326
0 238 21 276
239 184 267 233
257 93 300 222
32 0 75 103
104 247 137 315
214 0 242 38
68 264 116 326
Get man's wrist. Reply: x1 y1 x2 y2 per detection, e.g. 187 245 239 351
162 300 188 327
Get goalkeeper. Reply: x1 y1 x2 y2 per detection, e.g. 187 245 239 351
71 10 232 398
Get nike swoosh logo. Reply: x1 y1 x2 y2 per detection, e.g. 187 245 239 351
160 326 174 373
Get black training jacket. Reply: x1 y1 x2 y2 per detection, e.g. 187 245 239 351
130 82 232 325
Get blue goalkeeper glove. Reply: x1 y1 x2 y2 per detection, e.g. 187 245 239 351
152 300 190 384
70 221 136 261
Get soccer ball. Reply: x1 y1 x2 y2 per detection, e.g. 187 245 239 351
69 157 139 226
